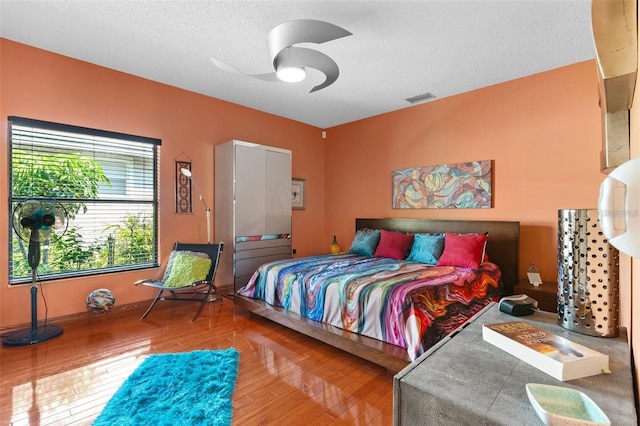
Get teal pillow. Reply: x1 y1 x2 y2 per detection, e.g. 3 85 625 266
163 252 212 288
406 233 445 264
348 229 381 256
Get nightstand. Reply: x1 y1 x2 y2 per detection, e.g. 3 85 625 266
513 279 557 313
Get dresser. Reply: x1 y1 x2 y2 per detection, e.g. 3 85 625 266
393 303 637 425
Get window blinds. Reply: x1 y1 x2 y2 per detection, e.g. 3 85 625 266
8 116 160 283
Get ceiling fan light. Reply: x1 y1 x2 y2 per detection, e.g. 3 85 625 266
277 66 306 83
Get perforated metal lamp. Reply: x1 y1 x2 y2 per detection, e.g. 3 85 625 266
557 209 619 337
180 168 211 244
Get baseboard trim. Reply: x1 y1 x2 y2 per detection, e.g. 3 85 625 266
0 299 152 335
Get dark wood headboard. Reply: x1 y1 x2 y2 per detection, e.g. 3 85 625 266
355 218 520 295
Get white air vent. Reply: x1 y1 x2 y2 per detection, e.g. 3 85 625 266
406 92 436 104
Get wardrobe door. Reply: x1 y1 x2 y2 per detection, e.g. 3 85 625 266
265 149 291 234
234 144 266 237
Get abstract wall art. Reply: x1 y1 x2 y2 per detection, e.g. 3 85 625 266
392 160 492 209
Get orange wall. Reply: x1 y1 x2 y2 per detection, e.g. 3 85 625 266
0 39 326 329
326 57 638 389
1 39 630 349
324 60 620 314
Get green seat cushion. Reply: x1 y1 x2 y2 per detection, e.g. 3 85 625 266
163 252 212 288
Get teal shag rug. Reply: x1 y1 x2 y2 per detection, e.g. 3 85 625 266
93 349 240 426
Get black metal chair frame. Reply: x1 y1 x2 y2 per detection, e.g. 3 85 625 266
135 242 224 321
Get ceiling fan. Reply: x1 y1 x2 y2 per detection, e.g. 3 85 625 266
211 19 352 93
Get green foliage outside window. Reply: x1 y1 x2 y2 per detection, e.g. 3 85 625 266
12 152 107 213
102 214 155 266
11 151 155 279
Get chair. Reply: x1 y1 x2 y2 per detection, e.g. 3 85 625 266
135 242 224 321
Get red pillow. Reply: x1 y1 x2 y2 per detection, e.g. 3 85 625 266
436 232 488 269
373 229 414 260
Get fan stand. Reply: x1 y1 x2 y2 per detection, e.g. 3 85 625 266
3 231 63 347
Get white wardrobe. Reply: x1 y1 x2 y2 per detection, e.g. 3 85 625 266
215 140 292 292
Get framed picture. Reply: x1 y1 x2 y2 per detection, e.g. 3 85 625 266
292 178 306 210
175 160 192 214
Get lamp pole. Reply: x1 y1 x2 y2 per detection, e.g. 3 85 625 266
180 168 211 244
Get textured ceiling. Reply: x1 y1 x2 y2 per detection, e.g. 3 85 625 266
0 0 595 128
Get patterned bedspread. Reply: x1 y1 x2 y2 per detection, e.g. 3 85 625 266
238 253 502 360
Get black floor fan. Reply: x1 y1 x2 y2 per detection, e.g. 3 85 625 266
3 200 69 347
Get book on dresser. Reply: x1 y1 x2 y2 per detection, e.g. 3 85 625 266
482 321 609 381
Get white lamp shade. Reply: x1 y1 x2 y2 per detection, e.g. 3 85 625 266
276 66 306 83
598 156 640 258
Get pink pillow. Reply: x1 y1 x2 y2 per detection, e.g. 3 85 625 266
436 232 488 269
374 229 414 260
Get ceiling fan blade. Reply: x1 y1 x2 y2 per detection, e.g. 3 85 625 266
248 72 280 82
267 19 352 60
210 57 245 76
212 57 279 82
276 47 340 93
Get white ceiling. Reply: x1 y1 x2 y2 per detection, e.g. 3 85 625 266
0 0 595 129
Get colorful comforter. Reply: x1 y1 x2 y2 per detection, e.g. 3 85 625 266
238 253 502 360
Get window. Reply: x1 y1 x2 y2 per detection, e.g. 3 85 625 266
8 116 160 283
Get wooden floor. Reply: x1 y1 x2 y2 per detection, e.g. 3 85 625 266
0 296 395 425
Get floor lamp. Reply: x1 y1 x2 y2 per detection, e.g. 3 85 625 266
180 168 211 244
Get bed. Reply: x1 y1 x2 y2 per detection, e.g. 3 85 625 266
234 218 520 371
